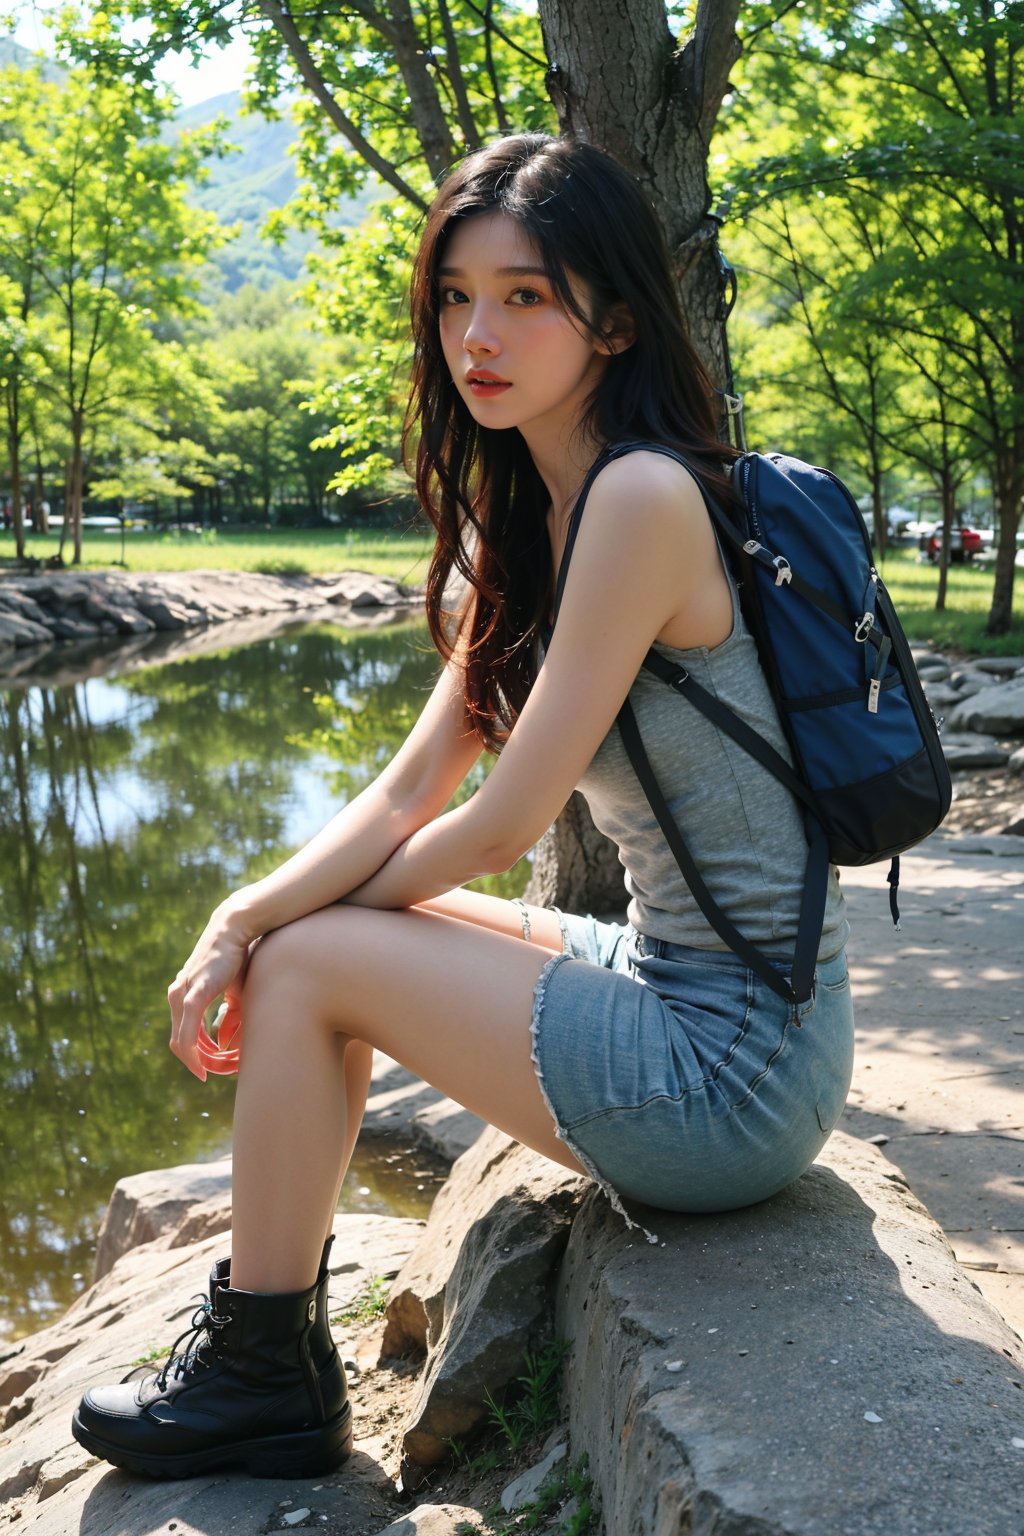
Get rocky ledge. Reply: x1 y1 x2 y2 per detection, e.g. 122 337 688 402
1 1119 1021 1535
0 568 419 688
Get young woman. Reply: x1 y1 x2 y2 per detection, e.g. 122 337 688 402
72 132 853 1480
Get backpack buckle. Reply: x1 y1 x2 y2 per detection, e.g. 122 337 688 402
854 612 875 643
772 556 792 587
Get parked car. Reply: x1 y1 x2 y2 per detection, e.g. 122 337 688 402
859 505 917 542
919 524 984 563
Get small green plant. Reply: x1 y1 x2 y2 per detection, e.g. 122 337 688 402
253 558 309 577
129 1344 167 1368
330 1274 390 1327
485 1339 570 1453
445 1436 508 1480
475 1454 596 1535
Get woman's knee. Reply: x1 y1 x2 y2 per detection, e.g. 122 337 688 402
243 910 343 1016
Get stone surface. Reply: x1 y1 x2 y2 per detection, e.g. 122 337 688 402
921 682 961 709
838 842 1024 1338
381 1129 577 1363
557 1132 1024 1536
913 655 952 680
975 656 1024 675
387 1128 586 1469
500 1441 567 1512
377 1506 489 1534
358 1052 486 1165
0 1210 422 1535
0 569 418 682
1009 744 1024 775
948 667 993 693
947 678 1024 734
0 612 51 645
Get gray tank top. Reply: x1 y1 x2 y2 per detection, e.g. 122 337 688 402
572 558 849 960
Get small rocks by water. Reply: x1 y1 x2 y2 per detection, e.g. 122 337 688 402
0 568 418 687
912 646 1024 837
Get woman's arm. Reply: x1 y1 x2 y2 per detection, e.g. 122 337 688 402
348 453 727 911
166 653 482 1077
223 653 481 941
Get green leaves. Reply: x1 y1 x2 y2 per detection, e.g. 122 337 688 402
717 0 1024 622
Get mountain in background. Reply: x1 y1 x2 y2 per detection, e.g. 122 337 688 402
177 90 379 293
0 37 376 293
0 35 63 79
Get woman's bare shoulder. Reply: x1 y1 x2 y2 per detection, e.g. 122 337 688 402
584 448 710 537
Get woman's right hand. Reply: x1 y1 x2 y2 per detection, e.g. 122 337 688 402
167 899 257 1082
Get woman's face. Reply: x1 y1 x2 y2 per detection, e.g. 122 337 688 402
437 211 611 448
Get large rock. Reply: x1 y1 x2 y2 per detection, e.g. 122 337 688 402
975 656 1024 675
386 1128 586 1470
947 679 1024 735
91 1158 233 1279
940 733 1011 770
556 1132 1024 1536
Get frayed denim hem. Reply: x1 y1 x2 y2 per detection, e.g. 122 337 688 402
528 952 659 1246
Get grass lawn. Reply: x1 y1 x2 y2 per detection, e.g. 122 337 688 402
875 545 1024 657
14 526 434 584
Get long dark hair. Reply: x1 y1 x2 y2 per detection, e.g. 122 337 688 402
406 132 739 751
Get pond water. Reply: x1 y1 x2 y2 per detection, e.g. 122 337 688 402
0 621 527 1343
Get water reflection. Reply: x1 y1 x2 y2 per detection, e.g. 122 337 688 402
0 622 525 1342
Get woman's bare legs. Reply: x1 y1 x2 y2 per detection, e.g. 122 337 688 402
317 892 562 1223
229 893 577 1294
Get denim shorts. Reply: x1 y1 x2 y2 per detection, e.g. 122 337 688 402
528 910 854 1239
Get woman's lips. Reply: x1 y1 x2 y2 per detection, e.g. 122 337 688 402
468 379 512 396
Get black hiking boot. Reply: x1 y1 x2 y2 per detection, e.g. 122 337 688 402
71 1238 352 1479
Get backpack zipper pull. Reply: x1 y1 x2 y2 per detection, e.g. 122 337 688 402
867 635 892 714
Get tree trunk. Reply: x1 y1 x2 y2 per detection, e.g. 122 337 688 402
32 444 48 534
6 377 25 560
70 420 84 565
539 0 741 394
524 0 741 913
523 791 628 913
987 434 1022 636
57 459 72 564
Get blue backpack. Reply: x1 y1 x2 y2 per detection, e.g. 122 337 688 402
554 442 952 1005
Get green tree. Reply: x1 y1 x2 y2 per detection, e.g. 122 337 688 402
724 0 1024 633
0 63 226 561
61 0 746 908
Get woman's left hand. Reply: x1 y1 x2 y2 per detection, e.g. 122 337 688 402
167 904 257 1081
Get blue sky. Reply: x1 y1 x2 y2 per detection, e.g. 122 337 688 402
11 8 254 107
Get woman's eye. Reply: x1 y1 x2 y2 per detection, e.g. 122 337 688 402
511 287 543 307
440 286 467 305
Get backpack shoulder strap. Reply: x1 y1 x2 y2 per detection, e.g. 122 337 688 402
549 440 828 1005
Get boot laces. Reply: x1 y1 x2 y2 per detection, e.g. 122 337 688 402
154 1294 231 1390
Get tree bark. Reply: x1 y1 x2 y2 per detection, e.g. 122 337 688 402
538 0 741 391
525 0 742 913
523 791 629 913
